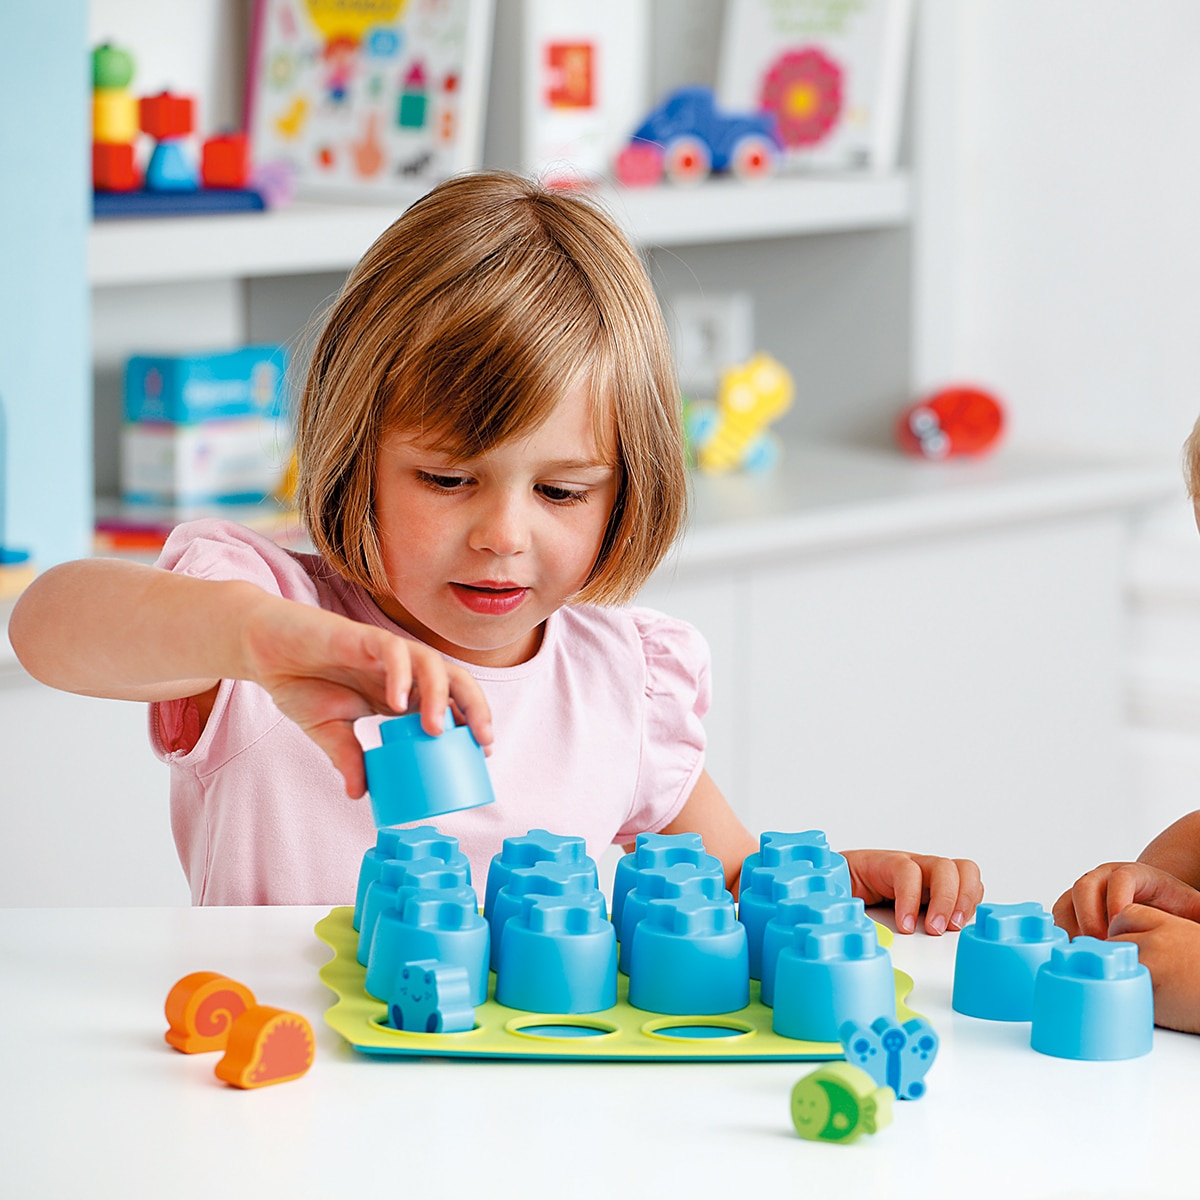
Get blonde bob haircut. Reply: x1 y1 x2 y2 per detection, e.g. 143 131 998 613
296 170 688 607
1185 412 1200 501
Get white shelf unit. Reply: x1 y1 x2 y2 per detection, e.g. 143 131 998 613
88 174 912 286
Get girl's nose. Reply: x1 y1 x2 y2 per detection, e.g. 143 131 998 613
467 493 529 556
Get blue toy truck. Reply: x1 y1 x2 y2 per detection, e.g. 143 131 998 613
616 86 784 186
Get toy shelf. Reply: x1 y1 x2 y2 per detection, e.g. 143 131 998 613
87 173 912 287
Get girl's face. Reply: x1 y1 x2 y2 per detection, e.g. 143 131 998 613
372 383 618 668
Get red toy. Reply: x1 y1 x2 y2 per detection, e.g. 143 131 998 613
139 92 195 141
201 132 253 189
896 386 1005 460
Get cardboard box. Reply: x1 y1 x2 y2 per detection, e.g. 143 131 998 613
124 345 289 424
120 418 292 508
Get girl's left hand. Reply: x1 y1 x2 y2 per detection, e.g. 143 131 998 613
843 849 984 936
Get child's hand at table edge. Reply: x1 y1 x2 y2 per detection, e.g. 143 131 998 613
1052 861 1200 939
1107 904 1200 1034
842 849 983 935
241 594 493 799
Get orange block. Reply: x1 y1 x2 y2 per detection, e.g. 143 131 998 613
201 132 251 189
164 971 257 1053
214 1006 315 1089
93 141 141 192
140 91 195 140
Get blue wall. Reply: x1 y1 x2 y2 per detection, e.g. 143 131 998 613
0 3 90 566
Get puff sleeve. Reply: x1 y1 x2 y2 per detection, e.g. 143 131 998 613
616 606 713 841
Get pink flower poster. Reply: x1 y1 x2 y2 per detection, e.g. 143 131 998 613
717 0 912 172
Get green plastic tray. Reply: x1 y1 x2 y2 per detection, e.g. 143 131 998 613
316 906 922 1061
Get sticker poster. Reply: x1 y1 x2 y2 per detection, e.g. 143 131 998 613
246 0 494 198
717 0 912 172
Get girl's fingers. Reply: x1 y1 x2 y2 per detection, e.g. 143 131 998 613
921 857 962 936
888 856 924 934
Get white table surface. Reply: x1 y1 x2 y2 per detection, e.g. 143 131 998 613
1 905 1194 1200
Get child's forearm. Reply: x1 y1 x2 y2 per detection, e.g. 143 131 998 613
9 558 267 702
1139 811 1200 889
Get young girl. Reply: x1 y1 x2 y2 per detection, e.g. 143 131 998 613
1053 416 1200 1033
11 171 982 930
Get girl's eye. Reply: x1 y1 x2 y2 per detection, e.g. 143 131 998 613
417 471 471 491
538 484 589 505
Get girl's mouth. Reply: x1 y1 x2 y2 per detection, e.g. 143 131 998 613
449 581 529 615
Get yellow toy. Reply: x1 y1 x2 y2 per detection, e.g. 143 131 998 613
689 352 794 474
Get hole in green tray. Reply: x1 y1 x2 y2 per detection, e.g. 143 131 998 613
507 1019 619 1040
643 1019 755 1041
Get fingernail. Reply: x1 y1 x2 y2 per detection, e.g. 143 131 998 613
900 913 916 933
930 913 948 935
950 910 966 930
396 691 409 713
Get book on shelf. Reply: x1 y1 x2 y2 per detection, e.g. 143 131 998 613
94 497 307 558
245 0 495 201
487 0 650 186
717 0 913 173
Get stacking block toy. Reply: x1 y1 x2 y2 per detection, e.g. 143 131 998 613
628 894 749 1016
496 893 618 1014
741 859 853 979
617 862 728 973
790 1062 893 1144
740 830 853 890
1030 937 1153 1061
213 1006 316 1089
489 861 603 971
386 959 475 1034
357 857 471 966
483 829 593 923
164 971 257 1053
611 832 718 933
772 922 896 1042
952 901 1069 1021
365 886 490 1007
364 710 495 828
353 825 471 931
760 895 870 1007
840 1015 939 1100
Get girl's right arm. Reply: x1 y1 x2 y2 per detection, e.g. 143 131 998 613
9 558 493 798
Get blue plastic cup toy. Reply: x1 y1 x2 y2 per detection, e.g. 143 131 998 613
365 885 491 1007
740 859 852 979
364 709 495 828
353 825 471 931
611 832 710 934
772 921 896 1043
952 901 1069 1021
483 829 594 923
495 892 618 1014
760 895 870 1007
1030 936 1153 1061
739 830 853 893
489 861 603 971
628 893 749 1016
357 857 472 967
617 862 728 974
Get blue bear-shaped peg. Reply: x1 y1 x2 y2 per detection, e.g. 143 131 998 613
839 1015 939 1100
387 958 474 1034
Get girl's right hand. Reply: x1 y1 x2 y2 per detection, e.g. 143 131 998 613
239 591 493 799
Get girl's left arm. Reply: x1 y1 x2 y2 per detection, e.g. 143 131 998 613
661 771 984 934
658 771 757 897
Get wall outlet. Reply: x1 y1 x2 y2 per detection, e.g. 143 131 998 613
669 291 755 397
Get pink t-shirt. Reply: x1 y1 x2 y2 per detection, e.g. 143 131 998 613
150 520 710 905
